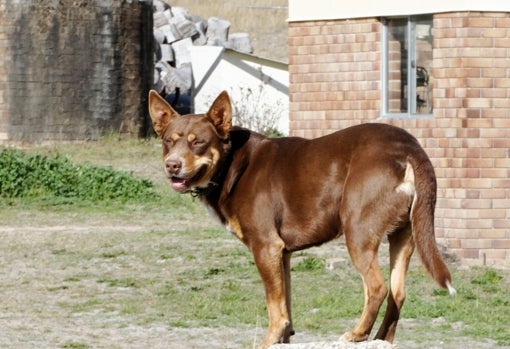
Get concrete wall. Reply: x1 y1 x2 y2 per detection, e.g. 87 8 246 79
0 0 153 143
288 12 510 267
193 48 289 135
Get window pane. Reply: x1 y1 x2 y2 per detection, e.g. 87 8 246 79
387 18 408 113
414 17 433 114
384 15 433 116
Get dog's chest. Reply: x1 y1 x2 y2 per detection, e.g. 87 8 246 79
203 201 244 241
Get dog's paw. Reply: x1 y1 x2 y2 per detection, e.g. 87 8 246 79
340 331 369 342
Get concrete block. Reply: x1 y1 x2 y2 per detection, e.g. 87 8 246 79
153 11 168 28
171 6 191 20
152 0 168 12
172 37 193 67
171 13 197 39
206 17 230 44
228 32 253 53
192 20 207 45
153 27 165 44
159 24 178 44
163 8 173 21
160 43 174 62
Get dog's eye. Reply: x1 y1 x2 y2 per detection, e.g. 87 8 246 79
192 139 206 147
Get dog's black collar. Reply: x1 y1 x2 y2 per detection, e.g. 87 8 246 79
189 182 218 198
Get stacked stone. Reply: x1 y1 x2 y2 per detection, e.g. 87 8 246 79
152 0 253 96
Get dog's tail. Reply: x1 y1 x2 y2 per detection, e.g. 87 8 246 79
408 153 457 296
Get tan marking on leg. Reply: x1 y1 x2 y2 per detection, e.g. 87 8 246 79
226 216 244 240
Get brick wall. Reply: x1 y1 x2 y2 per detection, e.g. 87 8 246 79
0 0 153 143
289 18 381 139
288 12 510 267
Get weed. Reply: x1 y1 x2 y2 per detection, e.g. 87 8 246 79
99 250 127 259
97 277 140 288
61 342 89 349
292 256 326 272
205 267 225 278
471 269 503 291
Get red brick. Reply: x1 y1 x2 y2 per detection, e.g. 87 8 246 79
493 180 510 190
494 37 510 48
462 37 494 47
492 118 510 127
464 57 494 67
484 249 508 260
495 17 510 28
481 168 509 178
482 28 507 38
466 219 493 229
462 239 493 249
494 158 510 168
493 99 510 108
478 150 505 162
454 249 480 259
467 16 495 27
492 239 510 247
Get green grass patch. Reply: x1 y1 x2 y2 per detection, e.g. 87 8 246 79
0 148 157 204
292 256 326 272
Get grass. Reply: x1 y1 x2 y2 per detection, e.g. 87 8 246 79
0 147 157 202
0 137 509 348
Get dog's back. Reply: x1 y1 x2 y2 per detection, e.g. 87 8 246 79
218 124 427 249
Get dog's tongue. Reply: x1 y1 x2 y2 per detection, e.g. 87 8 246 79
171 177 188 192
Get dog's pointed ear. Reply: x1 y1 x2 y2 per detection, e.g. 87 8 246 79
148 90 180 138
207 90 232 139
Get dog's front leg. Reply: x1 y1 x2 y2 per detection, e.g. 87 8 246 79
282 250 294 342
253 238 291 349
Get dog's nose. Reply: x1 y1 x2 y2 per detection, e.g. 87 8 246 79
165 159 182 173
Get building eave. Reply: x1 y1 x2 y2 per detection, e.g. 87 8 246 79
288 0 510 22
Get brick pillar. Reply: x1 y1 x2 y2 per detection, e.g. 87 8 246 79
0 0 9 141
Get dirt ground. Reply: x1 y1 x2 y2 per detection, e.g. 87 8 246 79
1 217 508 349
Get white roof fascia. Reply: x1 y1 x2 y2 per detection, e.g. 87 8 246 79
289 0 510 22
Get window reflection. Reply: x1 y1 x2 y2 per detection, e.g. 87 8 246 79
385 16 433 115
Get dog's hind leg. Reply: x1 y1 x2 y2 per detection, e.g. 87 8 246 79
339 172 394 342
254 238 292 348
340 231 387 342
375 224 414 342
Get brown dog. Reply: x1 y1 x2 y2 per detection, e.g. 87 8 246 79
148 90 456 348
